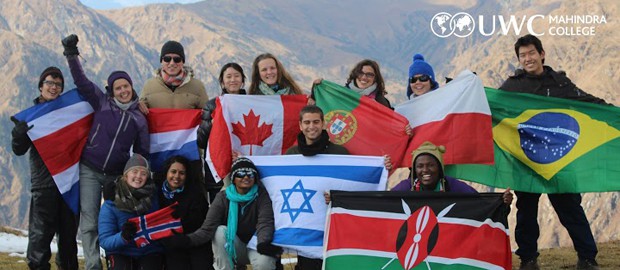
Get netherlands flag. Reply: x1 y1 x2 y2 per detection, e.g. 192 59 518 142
147 108 202 172
395 70 494 167
206 95 308 181
246 154 388 259
128 202 183 248
12 89 94 214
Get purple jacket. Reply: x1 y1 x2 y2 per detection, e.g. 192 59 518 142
67 56 149 175
391 176 477 193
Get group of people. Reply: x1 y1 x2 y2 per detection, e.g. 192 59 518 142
10 33 608 270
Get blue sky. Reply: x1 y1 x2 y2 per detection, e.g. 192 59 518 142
80 0 201 10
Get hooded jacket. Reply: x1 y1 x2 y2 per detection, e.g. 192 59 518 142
67 56 149 175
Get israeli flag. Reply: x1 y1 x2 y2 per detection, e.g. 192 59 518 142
247 154 388 259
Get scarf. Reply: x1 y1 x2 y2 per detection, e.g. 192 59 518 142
113 97 136 111
160 67 188 88
258 81 290 95
114 178 156 215
412 177 445 192
162 181 184 200
296 130 330 156
349 83 377 96
224 184 258 265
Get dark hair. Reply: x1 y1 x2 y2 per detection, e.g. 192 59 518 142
514 34 545 64
248 53 303 95
299 105 324 121
219 62 246 94
162 155 190 176
345 59 386 95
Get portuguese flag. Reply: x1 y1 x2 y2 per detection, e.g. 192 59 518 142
325 191 511 270
446 88 620 193
314 81 410 167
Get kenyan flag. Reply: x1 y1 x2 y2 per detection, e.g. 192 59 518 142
325 191 511 270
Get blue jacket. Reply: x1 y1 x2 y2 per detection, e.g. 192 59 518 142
67 56 149 175
98 196 163 257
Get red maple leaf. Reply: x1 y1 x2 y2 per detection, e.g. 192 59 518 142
231 109 274 155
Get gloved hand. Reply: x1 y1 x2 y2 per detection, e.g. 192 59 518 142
159 233 191 250
102 180 117 201
257 242 282 257
10 116 33 139
61 34 80 56
170 203 181 219
121 222 137 242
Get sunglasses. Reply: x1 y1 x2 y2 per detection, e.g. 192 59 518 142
234 171 256 179
43 80 63 88
162 56 183 63
409 75 431 83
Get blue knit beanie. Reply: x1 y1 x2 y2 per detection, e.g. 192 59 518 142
407 54 438 98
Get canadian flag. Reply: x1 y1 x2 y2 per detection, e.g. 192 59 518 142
395 70 494 167
206 95 308 181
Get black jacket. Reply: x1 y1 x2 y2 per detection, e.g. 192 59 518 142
12 98 56 190
499 66 608 104
158 181 209 234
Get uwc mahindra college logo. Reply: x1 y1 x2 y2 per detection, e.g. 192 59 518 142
430 11 607 38
325 110 358 145
430 12 476 38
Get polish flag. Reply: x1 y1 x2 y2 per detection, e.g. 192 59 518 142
206 95 308 181
395 70 493 167
147 108 202 172
12 89 94 214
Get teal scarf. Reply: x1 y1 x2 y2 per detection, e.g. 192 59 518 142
224 184 258 265
258 81 290 95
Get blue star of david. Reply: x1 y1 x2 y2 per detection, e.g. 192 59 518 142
280 180 317 222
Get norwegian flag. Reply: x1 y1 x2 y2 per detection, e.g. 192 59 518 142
127 202 183 248
12 89 94 214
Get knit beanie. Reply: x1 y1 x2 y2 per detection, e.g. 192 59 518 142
106 71 133 95
407 54 438 98
230 157 259 184
160 40 185 62
123 154 150 176
411 141 446 173
38 66 64 90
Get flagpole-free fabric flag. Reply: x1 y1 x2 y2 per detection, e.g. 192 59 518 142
246 155 388 259
147 108 202 172
446 88 620 193
325 191 511 270
395 70 493 167
314 80 410 167
206 95 308 181
12 89 94 214
127 202 183 248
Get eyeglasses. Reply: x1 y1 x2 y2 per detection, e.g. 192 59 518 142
409 74 431 83
233 171 256 179
43 80 63 88
357 72 376 79
162 56 183 63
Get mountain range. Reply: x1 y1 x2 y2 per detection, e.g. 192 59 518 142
0 0 617 250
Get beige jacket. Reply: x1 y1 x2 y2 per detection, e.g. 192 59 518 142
140 67 209 109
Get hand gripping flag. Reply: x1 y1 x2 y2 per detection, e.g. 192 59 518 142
206 95 308 181
446 88 620 193
395 70 493 168
147 108 202 172
127 202 183 248
12 89 94 214
314 81 410 168
325 191 511 270
246 155 388 259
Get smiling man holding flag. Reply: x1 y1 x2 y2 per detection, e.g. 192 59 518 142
498 34 610 270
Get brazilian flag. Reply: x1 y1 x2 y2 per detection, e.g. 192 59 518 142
445 88 620 193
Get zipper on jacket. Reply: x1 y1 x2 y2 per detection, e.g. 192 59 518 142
102 111 127 171
89 124 101 145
